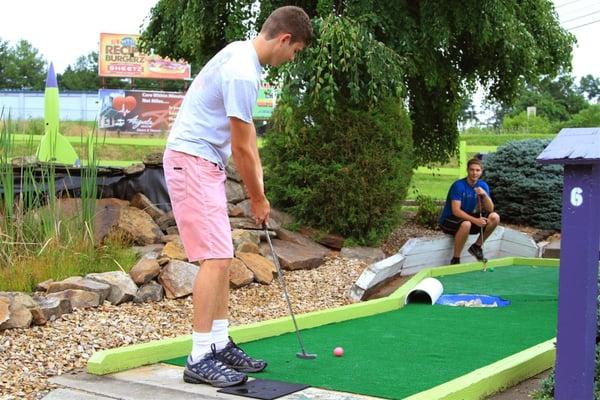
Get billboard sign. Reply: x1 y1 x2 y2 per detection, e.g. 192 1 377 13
99 33 191 80
253 82 279 120
98 89 184 134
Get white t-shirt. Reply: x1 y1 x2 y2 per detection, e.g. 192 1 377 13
166 40 262 168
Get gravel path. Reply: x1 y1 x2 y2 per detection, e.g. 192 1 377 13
0 256 366 399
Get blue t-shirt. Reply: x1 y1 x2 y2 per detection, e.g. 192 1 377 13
438 178 491 224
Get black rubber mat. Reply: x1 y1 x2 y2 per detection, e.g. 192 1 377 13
218 378 309 399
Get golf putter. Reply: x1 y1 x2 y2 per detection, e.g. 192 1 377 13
477 194 489 271
263 224 317 360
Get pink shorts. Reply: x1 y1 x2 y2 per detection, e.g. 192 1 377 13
163 149 233 262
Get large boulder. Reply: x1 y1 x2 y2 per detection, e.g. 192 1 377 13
86 271 139 305
266 232 330 270
46 277 111 303
0 293 34 330
134 281 164 303
30 296 72 325
160 240 187 261
46 289 101 309
158 260 199 299
106 206 164 245
129 253 161 285
130 192 166 221
229 258 254 288
236 253 276 284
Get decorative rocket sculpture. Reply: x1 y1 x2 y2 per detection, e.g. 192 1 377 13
36 62 79 165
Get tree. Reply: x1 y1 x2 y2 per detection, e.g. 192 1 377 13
59 52 100 91
495 74 589 123
140 0 573 165
0 39 46 90
579 75 600 103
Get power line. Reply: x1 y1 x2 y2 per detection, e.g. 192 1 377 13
556 0 586 8
561 9 600 24
565 17 600 30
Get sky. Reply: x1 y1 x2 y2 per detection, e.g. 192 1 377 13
0 0 598 78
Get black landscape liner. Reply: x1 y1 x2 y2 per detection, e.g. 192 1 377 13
1 163 172 212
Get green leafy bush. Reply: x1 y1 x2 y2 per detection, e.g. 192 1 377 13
263 101 413 243
414 194 441 229
484 139 563 230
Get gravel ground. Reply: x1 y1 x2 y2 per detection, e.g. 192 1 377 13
0 256 367 399
0 220 546 400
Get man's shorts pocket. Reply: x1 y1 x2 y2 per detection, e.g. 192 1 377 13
164 160 188 203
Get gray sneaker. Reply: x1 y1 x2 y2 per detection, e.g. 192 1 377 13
183 344 247 387
215 337 267 372
468 243 486 262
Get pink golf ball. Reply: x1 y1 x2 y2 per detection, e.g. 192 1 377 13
333 346 344 357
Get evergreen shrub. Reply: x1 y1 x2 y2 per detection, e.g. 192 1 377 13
263 100 413 243
484 139 562 230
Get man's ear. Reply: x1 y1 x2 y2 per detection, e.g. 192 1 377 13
278 32 292 45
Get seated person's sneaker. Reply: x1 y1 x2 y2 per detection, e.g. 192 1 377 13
468 243 485 261
215 336 268 372
183 344 247 387
450 257 460 265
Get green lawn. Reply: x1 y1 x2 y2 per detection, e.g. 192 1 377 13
409 173 454 200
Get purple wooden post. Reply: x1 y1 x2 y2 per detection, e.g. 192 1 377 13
538 128 600 400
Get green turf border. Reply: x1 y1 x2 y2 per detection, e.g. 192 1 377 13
88 257 559 399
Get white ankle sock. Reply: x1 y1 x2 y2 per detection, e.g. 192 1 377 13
191 331 212 362
211 319 230 351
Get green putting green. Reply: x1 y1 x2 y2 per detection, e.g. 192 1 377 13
165 266 558 399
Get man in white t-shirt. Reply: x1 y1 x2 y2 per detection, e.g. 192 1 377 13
163 6 312 388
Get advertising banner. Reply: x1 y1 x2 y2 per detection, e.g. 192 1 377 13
98 89 184 134
253 82 279 120
99 33 191 80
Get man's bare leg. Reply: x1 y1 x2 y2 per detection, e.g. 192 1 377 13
476 212 500 246
453 221 472 258
193 258 231 332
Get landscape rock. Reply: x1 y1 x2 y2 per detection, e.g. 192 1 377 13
298 226 345 250
268 237 330 270
232 229 260 247
156 212 176 231
166 226 179 235
340 247 386 264
236 252 276 284
46 289 101 309
269 208 295 229
32 296 72 323
131 192 166 221
236 241 260 254
107 206 164 245
226 180 246 204
143 152 163 166
158 260 199 299
129 254 161 285
228 202 245 217
46 277 111 303
34 279 54 292
133 281 164 303
123 163 145 175
229 258 254 288
0 294 33 330
161 240 187 261
131 243 164 257
0 296 10 326
230 217 280 231
86 271 139 305
226 158 242 182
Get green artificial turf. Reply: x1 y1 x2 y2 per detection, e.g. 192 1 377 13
165 266 558 399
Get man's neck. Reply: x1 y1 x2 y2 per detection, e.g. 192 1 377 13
466 177 478 186
252 36 269 66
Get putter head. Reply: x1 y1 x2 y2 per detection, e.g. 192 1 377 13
296 351 317 360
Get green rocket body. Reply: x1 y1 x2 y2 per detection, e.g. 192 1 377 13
36 62 79 165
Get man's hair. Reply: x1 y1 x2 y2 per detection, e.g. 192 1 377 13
260 6 313 45
467 158 483 170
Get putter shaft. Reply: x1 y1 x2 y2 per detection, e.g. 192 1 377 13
264 227 315 359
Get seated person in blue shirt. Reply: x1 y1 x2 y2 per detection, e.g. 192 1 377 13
438 158 500 264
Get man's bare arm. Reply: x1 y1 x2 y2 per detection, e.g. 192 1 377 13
230 117 269 224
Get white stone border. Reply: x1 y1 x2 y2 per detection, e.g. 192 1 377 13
349 226 539 301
